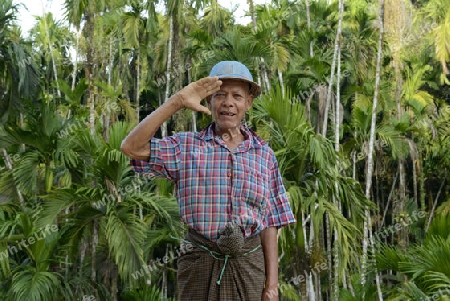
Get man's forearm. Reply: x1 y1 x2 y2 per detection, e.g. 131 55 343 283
120 77 220 161
120 95 182 160
260 226 278 287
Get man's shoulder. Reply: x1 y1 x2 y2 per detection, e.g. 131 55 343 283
164 131 203 143
244 126 269 149
256 139 276 158
170 131 197 138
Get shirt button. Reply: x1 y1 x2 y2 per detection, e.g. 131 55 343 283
227 172 232 177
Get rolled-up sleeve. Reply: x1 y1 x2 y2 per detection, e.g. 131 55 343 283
265 158 296 229
130 135 181 182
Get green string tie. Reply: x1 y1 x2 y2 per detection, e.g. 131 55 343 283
217 255 230 285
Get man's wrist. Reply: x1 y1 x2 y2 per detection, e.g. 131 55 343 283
265 278 279 288
169 93 184 111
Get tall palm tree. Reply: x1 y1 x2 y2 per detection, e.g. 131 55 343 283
31 12 59 97
200 0 233 39
206 29 270 72
120 1 151 122
160 0 180 137
401 63 435 213
361 0 386 298
250 86 373 300
251 3 291 96
181 2 214 131
64 0 106 134
0 0 40 123
420 0 450 77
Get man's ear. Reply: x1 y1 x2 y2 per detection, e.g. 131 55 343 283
246 95 254 110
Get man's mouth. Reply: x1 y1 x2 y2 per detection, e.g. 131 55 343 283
220 112 236 116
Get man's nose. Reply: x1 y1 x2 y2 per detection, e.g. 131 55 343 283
222 94 233 106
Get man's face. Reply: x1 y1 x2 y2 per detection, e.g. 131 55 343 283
208 79 254 133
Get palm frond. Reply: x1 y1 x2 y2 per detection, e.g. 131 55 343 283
104 204 147 284
9 267 61 301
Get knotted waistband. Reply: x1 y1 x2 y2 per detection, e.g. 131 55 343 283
172 223 262 285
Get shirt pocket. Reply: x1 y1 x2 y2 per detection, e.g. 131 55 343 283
242 168 269 215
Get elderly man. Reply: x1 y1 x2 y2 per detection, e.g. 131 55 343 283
121 61 295 301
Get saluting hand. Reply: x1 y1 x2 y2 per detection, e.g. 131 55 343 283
176 76 222 115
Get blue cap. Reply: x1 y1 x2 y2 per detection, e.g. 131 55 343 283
209 61 261 97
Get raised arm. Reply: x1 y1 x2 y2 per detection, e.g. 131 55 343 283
120 76 222 161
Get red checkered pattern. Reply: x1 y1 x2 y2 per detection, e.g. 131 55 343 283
131 123 295 241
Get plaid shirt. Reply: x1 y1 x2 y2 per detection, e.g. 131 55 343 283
131 123 295 241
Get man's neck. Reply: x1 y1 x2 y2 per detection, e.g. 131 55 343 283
213 124 245 150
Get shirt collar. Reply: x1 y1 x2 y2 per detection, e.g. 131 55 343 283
198 122 265 149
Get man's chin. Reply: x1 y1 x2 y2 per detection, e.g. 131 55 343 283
216 120 240 130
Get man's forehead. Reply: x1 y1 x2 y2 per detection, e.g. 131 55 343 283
218 79 251 92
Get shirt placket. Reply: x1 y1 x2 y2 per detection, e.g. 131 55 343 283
215 136 235 220
231 148 247 225
228 152 234 218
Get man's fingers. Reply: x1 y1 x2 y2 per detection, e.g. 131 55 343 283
198 76 222 96
197 76 221 86
178 76 221 111
192 103 211 115
200 106 211 115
